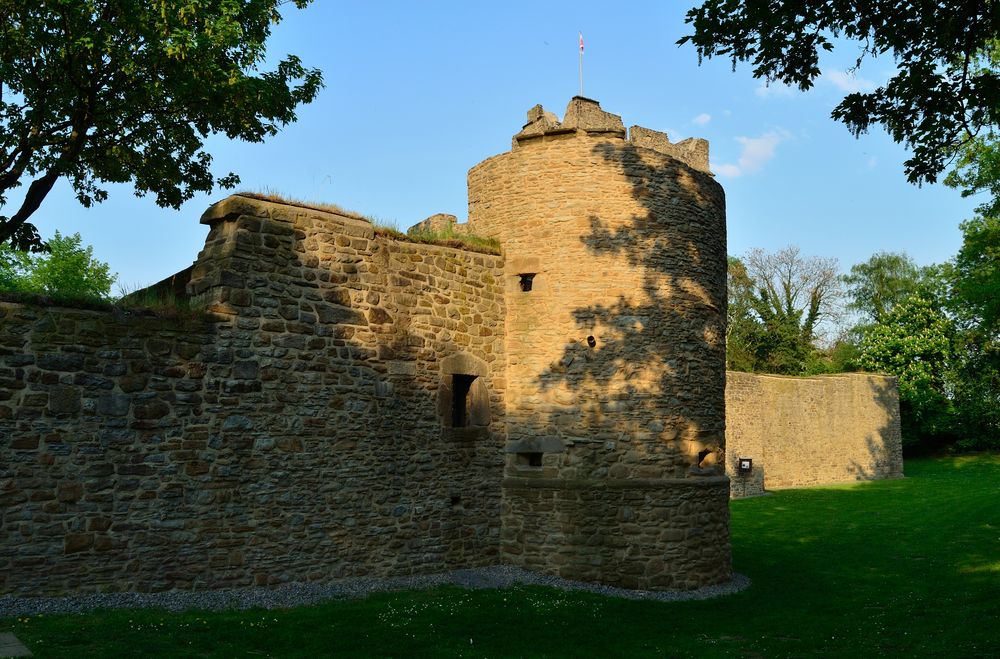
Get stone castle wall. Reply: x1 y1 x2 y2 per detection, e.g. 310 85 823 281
725 372 904 496
0 99 906 598
470 97 731 590
0 197 506 595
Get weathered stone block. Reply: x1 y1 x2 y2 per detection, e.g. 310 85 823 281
118 374 149 393
222 414 253 431
37 353 84 371
133 400 170 420
64 533 93 554
367 308 393 325
10 437 39 450
96 393 131 417
57 484 83 503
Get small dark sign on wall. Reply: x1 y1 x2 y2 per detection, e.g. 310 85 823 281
738 458 753 475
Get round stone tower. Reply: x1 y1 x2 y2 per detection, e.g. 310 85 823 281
469 97 731 590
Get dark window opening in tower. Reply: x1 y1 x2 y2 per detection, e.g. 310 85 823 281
518 273 535 292
517 452 543 467
452 374 477 427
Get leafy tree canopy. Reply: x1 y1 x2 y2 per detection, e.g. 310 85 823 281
744 245 841 346
679 1 1000 187
726 246 842 374
0 230 116 299
945 130 1000 218
0 0 323 251
726 255 760 371
943 42 1000 216
842 251 922 324
951 215 1000 334
859 294 955 443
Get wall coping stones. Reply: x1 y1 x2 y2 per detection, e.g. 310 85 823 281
199 194 375 237
727 370 898 383
502 476 731 490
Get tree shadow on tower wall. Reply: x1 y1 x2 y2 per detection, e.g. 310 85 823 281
498 138 735 590
530 141 729 480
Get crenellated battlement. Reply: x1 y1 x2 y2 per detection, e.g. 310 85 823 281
513 97 711 174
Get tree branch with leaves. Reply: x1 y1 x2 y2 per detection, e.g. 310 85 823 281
679 1 1000 187
0 0 323 251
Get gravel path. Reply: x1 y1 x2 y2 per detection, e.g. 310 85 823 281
0 567 750 617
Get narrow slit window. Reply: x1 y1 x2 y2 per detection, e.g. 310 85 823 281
517 452 543 467
452 374 477 427
518 273 536 292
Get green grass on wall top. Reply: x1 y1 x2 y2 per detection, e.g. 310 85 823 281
3 456 999 657
237 191 502 255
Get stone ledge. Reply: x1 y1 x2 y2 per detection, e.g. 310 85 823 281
199 194 374 233
504 437 566 453
502 476 730 490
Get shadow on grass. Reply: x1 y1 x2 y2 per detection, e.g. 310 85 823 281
4 456 998 658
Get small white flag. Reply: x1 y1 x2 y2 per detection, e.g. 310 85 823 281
579 32 584 54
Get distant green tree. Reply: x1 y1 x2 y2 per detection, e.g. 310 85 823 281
27 231 116 298
844 222 999 452
859 294 955 448
0 231 115 299
946 215 1000 450
0 0 323 251
949 334 1000 452
842 252 922 324
742 246 841 374
950 216 1000 335
0 240 31 291
726 256 761 371
803 334 862 374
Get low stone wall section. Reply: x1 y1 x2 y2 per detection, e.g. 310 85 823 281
501 477 731 591
725 371 904 495
0 197 507 595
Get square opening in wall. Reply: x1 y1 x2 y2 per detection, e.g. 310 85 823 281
517 452 543 467
518 273 536 292
451 374 477 427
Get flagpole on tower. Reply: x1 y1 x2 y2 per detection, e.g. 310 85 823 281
579 32 584 96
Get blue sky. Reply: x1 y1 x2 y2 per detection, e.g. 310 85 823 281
22 1 982 291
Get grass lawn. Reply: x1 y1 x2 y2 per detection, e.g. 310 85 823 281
3 456 999 658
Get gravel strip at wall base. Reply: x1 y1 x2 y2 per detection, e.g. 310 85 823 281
0 567 750 617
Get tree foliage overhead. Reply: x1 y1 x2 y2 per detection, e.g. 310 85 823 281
679 1 1000 187
943 41 1000 217
0 0 323 251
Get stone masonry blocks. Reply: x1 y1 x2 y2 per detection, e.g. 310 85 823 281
470 99 732 588
726 371 904 495
0 99 903 597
